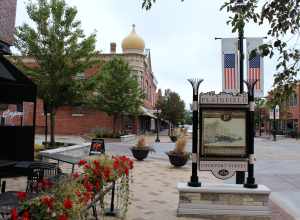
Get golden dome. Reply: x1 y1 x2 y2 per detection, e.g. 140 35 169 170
122 24 145 53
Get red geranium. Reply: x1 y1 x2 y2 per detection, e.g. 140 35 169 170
78 159 87 166
72 172 80 179
11 208 18 220
22 210 30 220
84 181 94 192
41 195 54 209
113 159 120 169
63 198 73 209
17 191 27 201
58 213 68 220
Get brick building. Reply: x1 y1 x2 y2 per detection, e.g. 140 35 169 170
4 25 159 135
260 82 300 136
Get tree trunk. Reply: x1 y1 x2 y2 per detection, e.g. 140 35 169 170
112 114 118 136
50 111 56 147
120 114 124 135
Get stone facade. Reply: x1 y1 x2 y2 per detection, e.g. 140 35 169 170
177 182 271 220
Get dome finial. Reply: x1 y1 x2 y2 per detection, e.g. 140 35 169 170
132 24 136 32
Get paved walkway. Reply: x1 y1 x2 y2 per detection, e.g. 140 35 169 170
3 157 293 220
13 134 297 219
127 158 293 220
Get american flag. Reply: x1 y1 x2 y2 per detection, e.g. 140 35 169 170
248 55 261 90
224 53 236 90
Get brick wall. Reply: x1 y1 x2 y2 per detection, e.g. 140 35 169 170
0 0 17 45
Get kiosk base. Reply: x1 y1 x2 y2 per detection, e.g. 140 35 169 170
177 182 271 220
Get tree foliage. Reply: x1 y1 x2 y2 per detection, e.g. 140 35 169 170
221 0 300 99
15 0 98 145
156 89 185 125
142 0 300 99
91 57 144 134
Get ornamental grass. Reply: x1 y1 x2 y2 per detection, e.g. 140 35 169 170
11 155 133 220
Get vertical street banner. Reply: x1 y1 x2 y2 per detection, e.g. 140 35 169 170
222 38 239 93
246 38 264 97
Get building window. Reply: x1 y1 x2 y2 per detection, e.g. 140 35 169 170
288 93 298 106
145 80 148 99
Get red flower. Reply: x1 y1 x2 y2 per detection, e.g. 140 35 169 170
75 190 81 197
63 198 73 209
41 195 54 209
11 208 18 220
58 214 68 220
103 167 111 180
93 160 100 168
72 172 80 179
95 181 101 191
78 159 87 166
39 179 53 190
84 181 94 192
129 160 134 169
113 159 120 169
17 191 27 201
84 163 91 169
125 168 129 176
22 210 30 220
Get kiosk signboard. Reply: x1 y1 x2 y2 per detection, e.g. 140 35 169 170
199 92 249 180
89 138 105 155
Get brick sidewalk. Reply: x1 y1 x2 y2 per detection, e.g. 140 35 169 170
2 157 295 220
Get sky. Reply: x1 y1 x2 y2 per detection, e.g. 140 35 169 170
15 0 278 108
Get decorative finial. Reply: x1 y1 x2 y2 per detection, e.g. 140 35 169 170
188 78 204 95
244 79 258 97
132 24 136 32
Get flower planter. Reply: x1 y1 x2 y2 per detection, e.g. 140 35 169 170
166 152 189 167
130 148 150 161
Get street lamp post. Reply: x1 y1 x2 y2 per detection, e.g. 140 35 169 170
244 80 258 188
272 106 277 141
233 0 247 185
155 108 161 143
187 78 203 187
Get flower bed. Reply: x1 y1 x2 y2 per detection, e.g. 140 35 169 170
10 155 133 220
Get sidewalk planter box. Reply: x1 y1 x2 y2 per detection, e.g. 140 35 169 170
130 147 150 161
166 152 189 167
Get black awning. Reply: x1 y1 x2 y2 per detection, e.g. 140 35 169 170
0 55 36 103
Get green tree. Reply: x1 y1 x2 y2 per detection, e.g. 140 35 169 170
91 57 144 135
15 0 98 146
142 0 300 98
156 89 185 126
184 110 192 125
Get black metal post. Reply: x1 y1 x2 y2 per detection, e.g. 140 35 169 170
105 181 117 216
155 109 160 142
187 78 203 187
236 17 246 185
272 108 276 141
244 80 258 188
259 109 262 136
239 29 244 93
